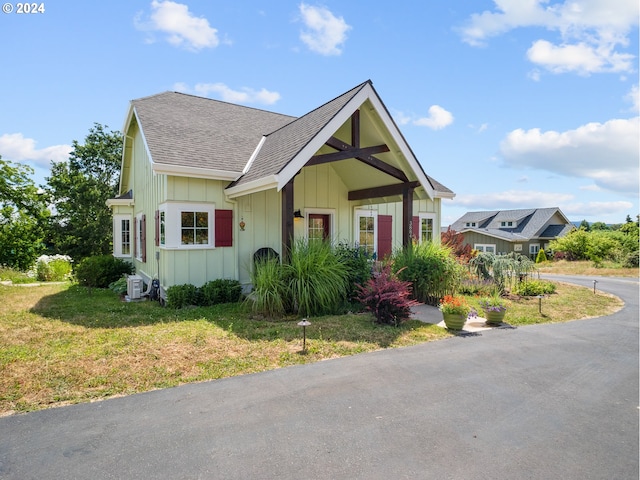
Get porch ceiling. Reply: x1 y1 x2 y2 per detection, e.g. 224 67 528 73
308 101 427 201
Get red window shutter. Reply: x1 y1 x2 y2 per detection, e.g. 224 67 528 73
412 216 419 241
215 210 233 247
141 214 147 262
154 210 160 247
378 215 393 259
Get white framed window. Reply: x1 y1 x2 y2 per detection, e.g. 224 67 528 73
513 244 523 252
418 213 436 243
159 210 166 246
159 202 215 249
465 222 477 227
529 244 540 256
500 221 516 228
474 244 496 254
113 214 132 258
135 212 144 261
355 208 377 256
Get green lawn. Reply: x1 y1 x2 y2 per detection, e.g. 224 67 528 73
0 274 624 416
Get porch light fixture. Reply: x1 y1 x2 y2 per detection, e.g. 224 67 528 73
293 210 304 219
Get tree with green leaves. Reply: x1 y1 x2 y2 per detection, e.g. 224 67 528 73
578 219 590 231
45 123 122 261
0 156 49 270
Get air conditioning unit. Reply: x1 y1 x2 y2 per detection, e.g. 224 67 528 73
127 275 143 300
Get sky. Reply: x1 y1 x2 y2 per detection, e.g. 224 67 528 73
1 0 638 226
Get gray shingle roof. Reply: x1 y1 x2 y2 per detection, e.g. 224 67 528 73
131 92 295 173
230 81 368 187
128 82 453 196
451 207 572 242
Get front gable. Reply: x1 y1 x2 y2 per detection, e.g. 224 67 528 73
226 81 449 203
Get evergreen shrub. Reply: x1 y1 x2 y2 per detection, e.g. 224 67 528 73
74 255 134 288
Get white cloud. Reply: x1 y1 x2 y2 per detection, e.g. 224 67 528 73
391 110 411 126
414 105 454 130
173 82 281 105
451 190 633 219
579 184 602 191
561 200 634 216
527 39 634 75
298 3 351 56
626 84 639 112
459 0 639 75
499 117 640 193
453 190 575 209
135 1 219 51
0 133 70 169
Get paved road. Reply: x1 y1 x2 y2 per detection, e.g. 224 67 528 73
1 276 638 479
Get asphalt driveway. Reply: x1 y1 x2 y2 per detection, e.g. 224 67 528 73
1 275 638 479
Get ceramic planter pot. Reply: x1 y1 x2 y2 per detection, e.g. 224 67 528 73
442 313 466 331
484 310 506 325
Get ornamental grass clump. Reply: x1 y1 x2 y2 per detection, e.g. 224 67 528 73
438 295 471 317
283 238 349 317
393 242 463 306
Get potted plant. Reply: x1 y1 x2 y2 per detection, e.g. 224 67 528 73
478 295 508 325
439 295 471 331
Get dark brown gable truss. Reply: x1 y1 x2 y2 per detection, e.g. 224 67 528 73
282 110 417 256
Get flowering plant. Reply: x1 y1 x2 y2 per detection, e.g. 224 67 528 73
478 295 507 313
439 295 471 316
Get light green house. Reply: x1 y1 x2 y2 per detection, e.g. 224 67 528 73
107 80 454 297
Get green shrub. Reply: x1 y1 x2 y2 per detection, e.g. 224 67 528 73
248 258 287 317
550 229 590 260
335 242 374 301
393 242 463 306
282 239 348 316
459 277 499 297
166 284 199 309
35 255 73 281
108 276 128 296
623 251 639 268
513 279 556 296
535 249 548 263
200 279 242 305
0 266 35 284
74 255 134 288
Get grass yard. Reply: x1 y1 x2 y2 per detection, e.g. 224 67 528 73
0 277 624 416
536 259 638 277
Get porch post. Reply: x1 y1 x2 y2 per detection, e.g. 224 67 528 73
281 178 294 262
402 185 414 249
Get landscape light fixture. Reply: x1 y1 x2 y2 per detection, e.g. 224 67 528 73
593 279 598 294
536 295 544 315
297 318 311 352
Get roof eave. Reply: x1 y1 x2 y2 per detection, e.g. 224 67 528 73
225 175 279 199
152 163 243 182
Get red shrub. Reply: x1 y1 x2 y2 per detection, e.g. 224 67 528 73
356 264 419 326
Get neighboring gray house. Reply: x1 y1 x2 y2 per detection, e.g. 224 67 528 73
449 207 574 258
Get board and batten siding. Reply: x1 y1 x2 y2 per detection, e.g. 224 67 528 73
125 121 239 289
461 231 518 255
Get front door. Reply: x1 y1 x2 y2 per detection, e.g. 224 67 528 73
308 214 330 242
